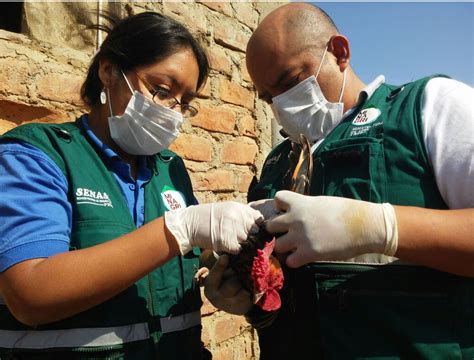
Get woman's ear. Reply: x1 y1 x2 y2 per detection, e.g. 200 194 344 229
98 58 119 89
328 35 351 72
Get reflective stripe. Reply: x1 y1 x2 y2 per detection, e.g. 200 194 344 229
0 323 149 349
160 310 201 334
0 311 201 349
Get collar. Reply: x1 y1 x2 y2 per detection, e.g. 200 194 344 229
80 115 121 161
340 75 385 121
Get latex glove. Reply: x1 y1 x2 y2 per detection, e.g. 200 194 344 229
165 202 263 255
204 254 253 315
249 198 280 220
265 191 398 268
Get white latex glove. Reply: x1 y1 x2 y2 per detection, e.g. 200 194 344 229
265 191 398 268
164 202 263 255
204 255 253 315
249 198 280 220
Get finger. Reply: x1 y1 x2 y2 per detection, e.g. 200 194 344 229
219 276 244 298
264 213 293 234
273 190 299 212
285 250 307 269
273 232 297 254
248 206 264 224
205 255 229 290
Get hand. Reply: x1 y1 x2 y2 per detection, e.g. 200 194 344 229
165 202 263 255
265 191 398 267
249 198 279 220
204 255 253 315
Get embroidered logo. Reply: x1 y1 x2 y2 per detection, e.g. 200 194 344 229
76 188 113 207
161 186 187 211
352 108 381 126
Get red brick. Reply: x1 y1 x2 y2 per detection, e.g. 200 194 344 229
163 3 207 34
208 46 233 74
0 58 32 96
36 71 83 105
0 119 15 135
214 19 250 52
192 170 235 192
238 115 256 138
201 319 211 347
199 1 233 17
198 80 211 99
219 77 255 110
191 106 236 134
232 3 258 29
213 345 234 360
221 138 258 165
201 292 218 316
236 170 254 193
0 99 69 125
169 134 212 162
240 58 252 83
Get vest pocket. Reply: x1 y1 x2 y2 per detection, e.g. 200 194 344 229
314 137 387 202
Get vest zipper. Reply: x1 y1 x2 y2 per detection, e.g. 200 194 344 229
146 274 158 340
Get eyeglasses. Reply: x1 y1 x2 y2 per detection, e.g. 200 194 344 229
290 134 313 195
134 72 199 118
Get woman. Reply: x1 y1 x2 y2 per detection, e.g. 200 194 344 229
0 12 261 359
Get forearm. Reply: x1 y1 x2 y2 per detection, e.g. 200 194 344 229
0 217 180 325
394 207 474 277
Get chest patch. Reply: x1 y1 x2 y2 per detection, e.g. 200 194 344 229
352 108 381 126
161 188 187 211
76 187 113 208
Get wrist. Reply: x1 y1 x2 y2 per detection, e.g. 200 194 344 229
381 203 398 256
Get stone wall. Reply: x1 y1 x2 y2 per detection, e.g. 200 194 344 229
0 2 287 359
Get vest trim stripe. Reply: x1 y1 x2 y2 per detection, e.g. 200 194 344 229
0 323 150 349
0 311 201 348
160 310 201 334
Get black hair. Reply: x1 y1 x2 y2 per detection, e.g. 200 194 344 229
80 11 209 107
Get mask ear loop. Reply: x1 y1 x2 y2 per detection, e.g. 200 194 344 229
338 68 347 103
315 45 328 80
108 71 135 117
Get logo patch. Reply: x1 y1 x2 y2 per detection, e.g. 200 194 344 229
161 187 187 211
352 108 381 126
76 188 113 207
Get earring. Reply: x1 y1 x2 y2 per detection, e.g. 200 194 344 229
100 88 107 105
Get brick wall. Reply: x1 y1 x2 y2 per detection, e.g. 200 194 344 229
0 2 287 359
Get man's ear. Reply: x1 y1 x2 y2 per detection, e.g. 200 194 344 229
328 35 350 72
98 58 119 89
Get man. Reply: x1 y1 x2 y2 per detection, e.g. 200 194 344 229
205 3 474 359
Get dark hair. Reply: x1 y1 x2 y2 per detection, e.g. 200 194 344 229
81 12 209 107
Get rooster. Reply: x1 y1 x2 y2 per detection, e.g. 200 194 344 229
228 134 312 313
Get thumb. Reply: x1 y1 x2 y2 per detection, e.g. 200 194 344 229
205 254 229 290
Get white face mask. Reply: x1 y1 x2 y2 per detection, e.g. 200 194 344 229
270 46 347 144
107 72 184 156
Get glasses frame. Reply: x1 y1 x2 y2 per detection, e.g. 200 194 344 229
134 72 199 118
290 134 313 195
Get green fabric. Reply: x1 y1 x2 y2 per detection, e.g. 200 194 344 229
249 76 474 359
0 120 204 359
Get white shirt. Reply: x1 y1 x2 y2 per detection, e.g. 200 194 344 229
311 75 474 209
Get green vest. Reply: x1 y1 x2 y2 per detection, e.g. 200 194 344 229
0 120 205 359
250 76 474 359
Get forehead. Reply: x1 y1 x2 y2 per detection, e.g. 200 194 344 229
249 48 315 93
138 48 199 90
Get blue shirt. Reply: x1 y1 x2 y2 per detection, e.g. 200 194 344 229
0 116 152 272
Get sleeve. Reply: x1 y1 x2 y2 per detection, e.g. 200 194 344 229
422 77 474 209
0 141 71 272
